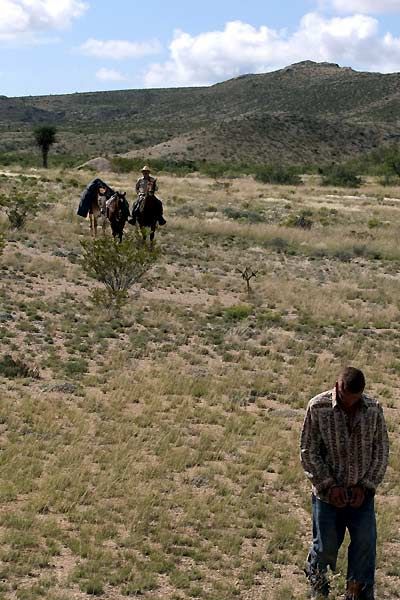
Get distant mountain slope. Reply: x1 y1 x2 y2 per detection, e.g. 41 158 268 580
2 61 400 165
124 111 388 165
0 96 57 123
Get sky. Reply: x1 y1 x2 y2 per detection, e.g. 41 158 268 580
2 0 400 97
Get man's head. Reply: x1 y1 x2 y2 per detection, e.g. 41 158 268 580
141 165 151 178
337 367 365 407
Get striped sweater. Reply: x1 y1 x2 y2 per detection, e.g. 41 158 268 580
300 388 389 501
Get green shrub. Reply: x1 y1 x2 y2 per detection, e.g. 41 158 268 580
254 165 302 185
223 305 253 321
111 157 139 173
0 193 43 229
320 165 361 187
368 218 382 228
80 231 160 312
283 210 313 229
378 173 400 186
64 360 88 377
223 207 265 223
263 237 296 254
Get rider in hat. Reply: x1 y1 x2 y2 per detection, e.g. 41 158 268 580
136 165 157 198
129 165 166 226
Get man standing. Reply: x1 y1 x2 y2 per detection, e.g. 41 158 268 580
300 367 389 600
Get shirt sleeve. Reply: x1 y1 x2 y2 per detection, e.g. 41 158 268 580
360 405 389 491
135 178 140 193
153 178 158 192
300 405 336 493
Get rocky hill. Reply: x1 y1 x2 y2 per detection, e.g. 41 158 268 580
2 61 400 165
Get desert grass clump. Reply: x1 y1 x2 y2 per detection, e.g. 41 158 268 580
0 354 39 379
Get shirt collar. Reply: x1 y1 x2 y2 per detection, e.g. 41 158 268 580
331 387 367 411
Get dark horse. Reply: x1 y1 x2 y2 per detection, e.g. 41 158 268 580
106 192 130 242
131 192 165 243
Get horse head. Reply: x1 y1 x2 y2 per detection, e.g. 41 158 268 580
107 191 129 242
108 191 126 216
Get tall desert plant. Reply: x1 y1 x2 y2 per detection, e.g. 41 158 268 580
33 125 57 168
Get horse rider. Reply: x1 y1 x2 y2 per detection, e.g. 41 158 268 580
129 165 166 226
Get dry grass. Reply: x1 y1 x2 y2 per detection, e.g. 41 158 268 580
0 169 399 599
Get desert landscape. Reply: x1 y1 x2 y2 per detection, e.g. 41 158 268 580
0 165 399 599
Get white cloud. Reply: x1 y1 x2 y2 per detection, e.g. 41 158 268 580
0 0 87 39
144 15 400 88
80 38 161 60
330 0 400 13
96 67 127 82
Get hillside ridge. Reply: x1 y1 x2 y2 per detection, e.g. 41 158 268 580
2 61 400 165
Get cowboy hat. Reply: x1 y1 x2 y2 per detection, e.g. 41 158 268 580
141 165 151 172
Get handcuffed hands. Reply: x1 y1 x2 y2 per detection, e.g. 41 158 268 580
328 485 348 508
328 485 365 508
348 485 365 508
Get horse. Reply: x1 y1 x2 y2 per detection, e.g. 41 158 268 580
89 192 109 237
131 192 165 244
106 191 130 242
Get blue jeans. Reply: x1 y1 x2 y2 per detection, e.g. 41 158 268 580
307 493 376 586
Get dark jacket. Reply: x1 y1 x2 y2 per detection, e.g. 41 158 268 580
77 178 114 218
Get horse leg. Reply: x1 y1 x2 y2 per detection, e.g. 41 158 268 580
89 214 94 237
110 222 117 240
150 226 156 246
140 226 147 242
93 215 98 238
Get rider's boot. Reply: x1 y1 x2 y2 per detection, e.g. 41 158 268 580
344 581 374 600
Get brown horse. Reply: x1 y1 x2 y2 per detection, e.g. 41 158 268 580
106 192 130 242
131 192 165 243
89 192 109 237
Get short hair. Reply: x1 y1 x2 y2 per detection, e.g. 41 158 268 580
339 367 365 393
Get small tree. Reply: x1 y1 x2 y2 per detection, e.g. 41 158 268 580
0 193 42 229
237 266 258 294
80 231 160 313
33 125 57 168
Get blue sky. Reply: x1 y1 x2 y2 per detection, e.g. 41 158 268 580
2 0 400 97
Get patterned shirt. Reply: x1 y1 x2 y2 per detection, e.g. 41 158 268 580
135 176 158 198
300 388 389 500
